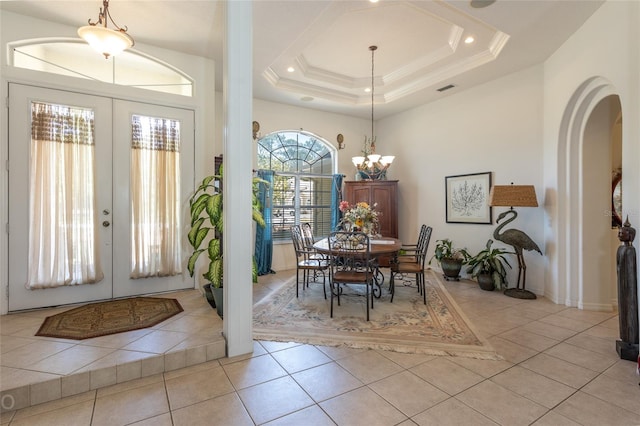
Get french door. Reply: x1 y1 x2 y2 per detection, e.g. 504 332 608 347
8 84 195 311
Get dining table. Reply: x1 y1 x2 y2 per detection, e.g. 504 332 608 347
312 236 402 257
312 236 402 298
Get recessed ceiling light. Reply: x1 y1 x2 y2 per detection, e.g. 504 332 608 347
300 96 314 102
364 87 371 93
465 36 475 44
287 66 295 73
370 0 379 3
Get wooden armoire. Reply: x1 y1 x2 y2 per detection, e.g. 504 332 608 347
343 180 398 238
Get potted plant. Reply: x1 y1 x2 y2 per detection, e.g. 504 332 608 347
466 239 513 291
429 238 470 281
187 164 266 317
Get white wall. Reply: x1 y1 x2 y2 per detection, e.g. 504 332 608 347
377 65 545 291
543 0 640 309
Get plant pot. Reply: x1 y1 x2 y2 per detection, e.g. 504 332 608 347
477 273 495 291
202 283 216 309
441 258 463 281
211 286 223 319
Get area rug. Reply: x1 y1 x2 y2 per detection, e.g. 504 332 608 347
36 297 183 340
253 270 500 359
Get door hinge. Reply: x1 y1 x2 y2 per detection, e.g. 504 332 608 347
5 223 8 235
5 160 8 172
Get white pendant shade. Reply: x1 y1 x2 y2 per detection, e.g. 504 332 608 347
78 25 134 58
380 156 395 165
352 156 366 167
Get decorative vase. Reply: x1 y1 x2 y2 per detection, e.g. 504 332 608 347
203 283 216 308
441 258 463 281
211 286 223 318
477 273 495 291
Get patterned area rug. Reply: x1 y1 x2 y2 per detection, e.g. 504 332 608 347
254 270 499 359
36 297 183 340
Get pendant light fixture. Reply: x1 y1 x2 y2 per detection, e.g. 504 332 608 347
352 45 395 180
78 0 135 59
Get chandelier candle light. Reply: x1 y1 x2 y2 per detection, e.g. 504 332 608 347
78 0 135 59
352 46 394 180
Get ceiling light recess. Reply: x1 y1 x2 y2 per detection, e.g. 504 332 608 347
78 0 134 59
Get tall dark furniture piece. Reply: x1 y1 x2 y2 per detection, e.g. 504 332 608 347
343 180 398 266
343 180 398 238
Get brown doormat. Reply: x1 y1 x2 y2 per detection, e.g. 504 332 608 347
35 297 184 340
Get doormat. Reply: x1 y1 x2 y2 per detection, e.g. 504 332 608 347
35 297 183 340
254 270 500 359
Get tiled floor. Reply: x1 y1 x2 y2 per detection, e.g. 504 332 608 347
1 269 639 425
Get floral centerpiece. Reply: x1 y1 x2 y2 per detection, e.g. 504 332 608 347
339 201 380 235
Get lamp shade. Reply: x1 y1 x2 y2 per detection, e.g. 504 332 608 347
489 185 538 207
78 25 134 58
367 154 381 163
352 156 366 167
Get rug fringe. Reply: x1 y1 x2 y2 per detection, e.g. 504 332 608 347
253 333 504 361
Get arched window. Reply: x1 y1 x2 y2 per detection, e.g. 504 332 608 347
257 130 337 241
9 39 193 97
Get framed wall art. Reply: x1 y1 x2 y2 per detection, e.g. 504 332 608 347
445 172 492 224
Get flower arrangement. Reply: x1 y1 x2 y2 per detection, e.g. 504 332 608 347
339 201 380 234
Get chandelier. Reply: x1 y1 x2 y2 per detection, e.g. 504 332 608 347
78 0 135 59
352 45 395 180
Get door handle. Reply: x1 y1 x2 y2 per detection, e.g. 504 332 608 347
102 221 111 227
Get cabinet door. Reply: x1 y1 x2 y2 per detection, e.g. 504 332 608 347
372 184 397 238
343 181 398 238
349 185 372 205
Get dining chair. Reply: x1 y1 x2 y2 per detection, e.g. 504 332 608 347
291 225 328 298
328 231 374 321
300 222 328 259
389 225 432 304
396 224 429 263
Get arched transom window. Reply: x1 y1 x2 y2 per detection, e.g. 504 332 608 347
9 39 193 97
257 130 336 241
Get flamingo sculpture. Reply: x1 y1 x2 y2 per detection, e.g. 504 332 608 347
494 209 542 299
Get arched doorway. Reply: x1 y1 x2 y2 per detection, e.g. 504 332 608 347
557 77 621 311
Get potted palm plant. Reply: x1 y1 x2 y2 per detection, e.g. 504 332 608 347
466 239 513 291
429 238 470 281
187 164 266 317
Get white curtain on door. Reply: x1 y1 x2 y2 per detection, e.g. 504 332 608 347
130 115 182 278
27 102 103 289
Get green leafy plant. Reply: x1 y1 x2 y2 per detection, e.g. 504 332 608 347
429 238 470 266
187 164 267 288
465 239 513 290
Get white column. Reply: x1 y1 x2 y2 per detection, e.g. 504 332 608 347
223 0 253 357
